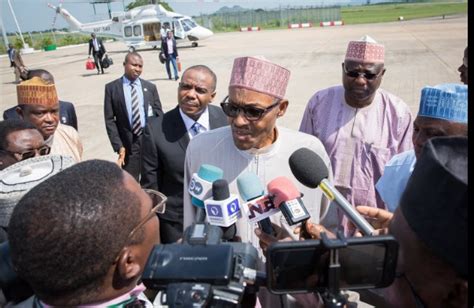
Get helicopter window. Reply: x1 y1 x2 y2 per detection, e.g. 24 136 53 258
181 21 191 32
112 17 119 22
124 26 132 37
183 19 197 29
134 25 142 37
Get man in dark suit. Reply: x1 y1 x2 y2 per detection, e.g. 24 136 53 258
88 33 106 74
141 65 227 243
104 52 163 181
161 30 179 80
2 69 78 131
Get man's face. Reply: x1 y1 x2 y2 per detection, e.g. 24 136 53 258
123 55 143 81
342 60 385 107
5 129 46 162
412 116 467 159
386 208 460 308
178 69 216 121
227 88 288 150
122 172 160 272
18 104 60 139
458 48 468 85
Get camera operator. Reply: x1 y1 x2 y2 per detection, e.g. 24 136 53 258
7 160 162 307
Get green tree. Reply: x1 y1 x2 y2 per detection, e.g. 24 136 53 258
126 0 174 12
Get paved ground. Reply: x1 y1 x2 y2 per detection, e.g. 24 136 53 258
0 14 467 162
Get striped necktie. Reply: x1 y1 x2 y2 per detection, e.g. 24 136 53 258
130 83 142 136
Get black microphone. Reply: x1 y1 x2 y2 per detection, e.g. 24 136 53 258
289 148 374 236
204 179 241 240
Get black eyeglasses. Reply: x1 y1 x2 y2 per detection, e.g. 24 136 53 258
220 96 280 121
343 65 383 81
179 82 210 95
1 145 51 161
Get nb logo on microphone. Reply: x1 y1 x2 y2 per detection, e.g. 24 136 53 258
189 178 203 195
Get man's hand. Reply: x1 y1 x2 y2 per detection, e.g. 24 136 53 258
117 147 126 167
254 223 292 254
348 206 393 236
294 220 336 240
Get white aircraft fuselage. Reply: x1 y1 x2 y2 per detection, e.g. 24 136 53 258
48 4 213 49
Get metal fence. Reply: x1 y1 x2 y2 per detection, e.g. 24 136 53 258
194 6 342 31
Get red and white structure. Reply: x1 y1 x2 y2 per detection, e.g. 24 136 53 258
320 20 344 27
288 22 313 29
240 26 260 32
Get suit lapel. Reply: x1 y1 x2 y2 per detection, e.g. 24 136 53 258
140 78 151 122
171 107 190 151
117 77 131 130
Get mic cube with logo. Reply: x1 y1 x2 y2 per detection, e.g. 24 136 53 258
204 196 241 227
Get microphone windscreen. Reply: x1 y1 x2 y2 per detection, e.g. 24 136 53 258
237 172 265 201
267 176 300 206
212 179 230 201
198 164 224 182
289 148 329 188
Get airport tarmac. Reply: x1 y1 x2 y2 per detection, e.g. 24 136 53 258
0 14 467 162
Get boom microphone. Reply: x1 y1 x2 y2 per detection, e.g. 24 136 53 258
188 164 224 222
236 172 277 235
289 148 374 236
267 176 310 225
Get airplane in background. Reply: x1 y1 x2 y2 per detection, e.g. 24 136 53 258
47 3 214 51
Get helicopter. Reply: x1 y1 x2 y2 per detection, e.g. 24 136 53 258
48 2 214 51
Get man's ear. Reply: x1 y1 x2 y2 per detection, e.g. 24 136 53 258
16 106 24 119
381 68 387 77
210 91 217 101
116 247 142 281
277 99 289 117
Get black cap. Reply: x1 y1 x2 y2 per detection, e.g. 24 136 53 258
400 136 467 278
289 147 329 188
212 179 230 201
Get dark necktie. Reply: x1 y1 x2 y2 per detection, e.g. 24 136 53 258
191 122 202 137
130 83 142 136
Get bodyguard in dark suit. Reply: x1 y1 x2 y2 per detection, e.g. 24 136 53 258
104 52 163 180
3 69 78 130
88 33 106 74
141 65 227 243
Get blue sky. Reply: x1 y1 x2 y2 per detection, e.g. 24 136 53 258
1 0 358 33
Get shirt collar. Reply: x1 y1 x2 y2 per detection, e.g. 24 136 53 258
37 283 147 308
179 106 210 132
122 75 141 87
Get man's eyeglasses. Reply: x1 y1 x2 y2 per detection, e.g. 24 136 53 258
128 189 167 239
220 96 280 121
343 65 383 81
1 145 51 161
179 82 210 95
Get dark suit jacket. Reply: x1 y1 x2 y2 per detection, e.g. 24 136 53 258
161 37 178 58
3 100 78 131
88 38 106 56
141 105 228 222
104 77 163 154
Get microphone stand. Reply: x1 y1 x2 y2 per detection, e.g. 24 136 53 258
319 231 348 308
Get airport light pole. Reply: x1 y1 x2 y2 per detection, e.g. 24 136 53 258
6 0 26 48
0 14 9 48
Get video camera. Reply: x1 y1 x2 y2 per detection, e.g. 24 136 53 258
141 221 398 308
141 223 261 307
